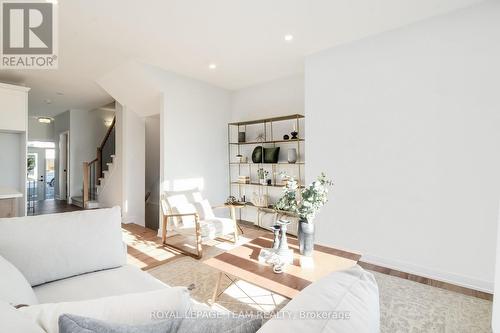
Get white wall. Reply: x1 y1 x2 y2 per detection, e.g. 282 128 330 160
306 0 500 292
28 117 54 142
494 205 500 332
158 69 231 210
97 63 231 231
230 75 304 122
121 106 145 225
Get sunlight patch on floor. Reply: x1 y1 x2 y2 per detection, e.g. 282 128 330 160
222 280 287 312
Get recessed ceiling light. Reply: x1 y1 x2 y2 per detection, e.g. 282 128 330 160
208 63 217 70
284 34 294 42
44 99 52 104
38 117 52 124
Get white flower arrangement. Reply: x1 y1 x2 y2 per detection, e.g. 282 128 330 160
275 172 333 222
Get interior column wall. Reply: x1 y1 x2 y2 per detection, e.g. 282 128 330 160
121 106 145 225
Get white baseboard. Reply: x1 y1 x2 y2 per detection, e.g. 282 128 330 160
122 215 145 226
361 254 494 294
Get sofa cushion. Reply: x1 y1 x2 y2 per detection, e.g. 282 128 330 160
34 265 167 303
0 255 38 306
258 265 380 333
0 206 126 286
0 301 44 333
59 313 262 333
20 288 192 333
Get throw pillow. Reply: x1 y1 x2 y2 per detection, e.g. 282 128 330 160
0 255 38 306
59 313 262 333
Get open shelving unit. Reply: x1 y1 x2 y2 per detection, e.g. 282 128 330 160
227 114 305 233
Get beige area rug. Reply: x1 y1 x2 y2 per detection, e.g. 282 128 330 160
373 270 492 333
147 231 493 332
148 256 289 314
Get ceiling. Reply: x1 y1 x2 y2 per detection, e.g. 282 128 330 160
0 0 484 117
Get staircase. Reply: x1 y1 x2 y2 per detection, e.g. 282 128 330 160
75 116 116 209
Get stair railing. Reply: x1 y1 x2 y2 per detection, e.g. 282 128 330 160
83 116 116 208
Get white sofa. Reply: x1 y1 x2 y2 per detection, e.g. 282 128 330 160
0 207 380 333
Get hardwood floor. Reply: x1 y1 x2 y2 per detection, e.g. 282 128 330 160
122 222 267 270
358 261 493 301
123 223 493 301
31 199 82 216
122 223 182 270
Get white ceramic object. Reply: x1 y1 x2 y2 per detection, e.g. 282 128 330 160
288 148 297 163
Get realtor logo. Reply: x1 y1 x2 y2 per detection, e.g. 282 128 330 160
1 0 58 69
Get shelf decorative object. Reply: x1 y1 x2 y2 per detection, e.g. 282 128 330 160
275 173 333 256
228 114 305 234
251 192 269 207
238 130 246 143
252 146 263 163
287 148 297 164
258 219 294 268
291 123 298 140
257 168 269 185
264 147 280 163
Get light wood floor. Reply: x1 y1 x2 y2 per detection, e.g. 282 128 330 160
122 222 267 270
123 223 493 301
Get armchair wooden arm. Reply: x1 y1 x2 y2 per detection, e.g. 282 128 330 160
164 212 199 218
160 203 202 259
212 204 243 240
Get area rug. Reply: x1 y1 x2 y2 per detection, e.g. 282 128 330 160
148 258 493 332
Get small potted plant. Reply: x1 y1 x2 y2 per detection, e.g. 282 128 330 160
275 173 333 256
257 168 269 185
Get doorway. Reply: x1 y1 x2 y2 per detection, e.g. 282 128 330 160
27 140 79 215
27 143 55 202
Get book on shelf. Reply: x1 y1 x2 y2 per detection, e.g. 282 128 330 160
237 176 250 184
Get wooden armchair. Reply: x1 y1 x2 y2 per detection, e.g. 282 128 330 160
160 189 239 259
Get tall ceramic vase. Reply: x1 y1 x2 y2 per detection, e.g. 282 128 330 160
287 148 297 164
298 219 314 256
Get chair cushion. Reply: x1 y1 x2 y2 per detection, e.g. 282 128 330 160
20 288 193 333
33 265 167 304
171 202 198 226
0 255 38 306
174 218 235 240
200 218 236 239
193 199 215 220
0 207 126 286
258 265 380 333
0 301 44 333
